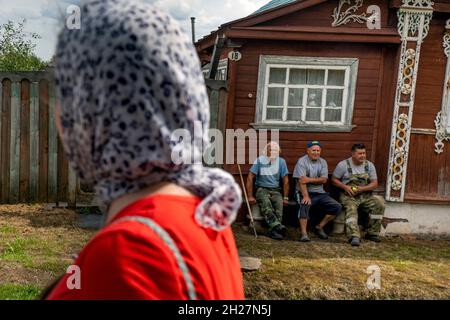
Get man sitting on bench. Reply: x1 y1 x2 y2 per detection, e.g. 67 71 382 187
331 143 385 247
293 141 342 242
247 142 289 240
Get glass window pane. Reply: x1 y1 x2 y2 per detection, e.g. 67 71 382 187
328 70 345 86
287 108 302 121
305 108 321 121
307 89 323 107
325 109 342 122
267 88 285 106
269 68 287 84
288 88 303 106
326 89 343 107
266 108 283 121
216 68 227 80
289 69 306 84
307 69 325 85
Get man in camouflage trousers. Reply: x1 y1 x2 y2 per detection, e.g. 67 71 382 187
331 144 385 247
247 142 290 240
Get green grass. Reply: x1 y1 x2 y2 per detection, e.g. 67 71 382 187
1 204 450 300
0 235 74 272
235 225 450 299
0 225 17 234
0 237 38 264
389 259 414 271
0 284 41 300
31 260 70 275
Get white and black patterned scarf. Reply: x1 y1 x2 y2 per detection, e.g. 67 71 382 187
54 0 242 230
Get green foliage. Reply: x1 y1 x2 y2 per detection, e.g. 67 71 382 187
0 237 37 264
0 225 17 234
0 284 40 300
0 20 48 71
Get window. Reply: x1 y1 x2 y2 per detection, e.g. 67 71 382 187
202 59 228 80
253 56 359 132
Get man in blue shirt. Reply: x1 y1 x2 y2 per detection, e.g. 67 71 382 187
246 142 289 240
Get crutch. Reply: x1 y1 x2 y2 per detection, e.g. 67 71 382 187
237 164 258 238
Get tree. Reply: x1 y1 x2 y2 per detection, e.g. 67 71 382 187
0 20 48 71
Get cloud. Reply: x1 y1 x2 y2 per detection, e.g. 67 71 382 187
0 0 270 60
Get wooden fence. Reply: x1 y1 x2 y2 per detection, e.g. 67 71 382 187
0 70 77 205
205 79 228 168
206 79 228 134
0 73 228 205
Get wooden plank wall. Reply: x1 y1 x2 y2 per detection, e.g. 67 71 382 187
257 0 392 29
206 79 228 133
225 39 393 182
0 71 78 205
204 79 229 167
405 14 450 203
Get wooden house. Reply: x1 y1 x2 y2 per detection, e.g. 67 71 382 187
196 0 450 235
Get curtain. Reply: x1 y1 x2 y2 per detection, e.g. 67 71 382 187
307 89 322 107
266 108 283 121
325 109 342 122
307 69 325 85
326 89 343 107
287 108 302 121
289 69 306 84
269 68 287 84
327 70 345 86
267 87 285 106
288 88 303 106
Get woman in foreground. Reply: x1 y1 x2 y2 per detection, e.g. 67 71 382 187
46 0 244 300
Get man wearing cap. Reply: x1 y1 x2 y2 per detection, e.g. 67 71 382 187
293 141 342 242
247 142 289 240
331 143 385 247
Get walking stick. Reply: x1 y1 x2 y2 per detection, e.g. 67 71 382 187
237 164 258 238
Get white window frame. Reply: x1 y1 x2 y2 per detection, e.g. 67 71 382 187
252 55 359 132
202 59 228 80
434 29 450 154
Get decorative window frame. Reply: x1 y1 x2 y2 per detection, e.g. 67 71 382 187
252 55 359 132
202 59 228 80
385 0 433 201
434 19 450 154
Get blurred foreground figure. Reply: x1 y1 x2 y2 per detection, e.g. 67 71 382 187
46 0 244 300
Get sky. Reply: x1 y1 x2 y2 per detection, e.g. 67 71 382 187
0 0 269 61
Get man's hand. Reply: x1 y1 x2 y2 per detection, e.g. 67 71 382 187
283 199 289 206
344 185 356 196
248 196 257 205
301 196 312 205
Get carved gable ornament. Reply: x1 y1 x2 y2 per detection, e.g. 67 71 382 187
331 0 380 28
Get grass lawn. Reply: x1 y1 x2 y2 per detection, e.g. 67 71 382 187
235 226 450 299
0 204 95 300
0 204 449 300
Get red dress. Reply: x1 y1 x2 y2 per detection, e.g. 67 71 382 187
46 194 244 300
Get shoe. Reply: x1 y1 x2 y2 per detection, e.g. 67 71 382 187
269 229 283 240
315 227 328 240
299 234 311 242
276 225 288 237
349 237 360 247
365 234 381 243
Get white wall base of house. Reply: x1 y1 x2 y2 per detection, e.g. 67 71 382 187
249 200 450 237
382 202 450 237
